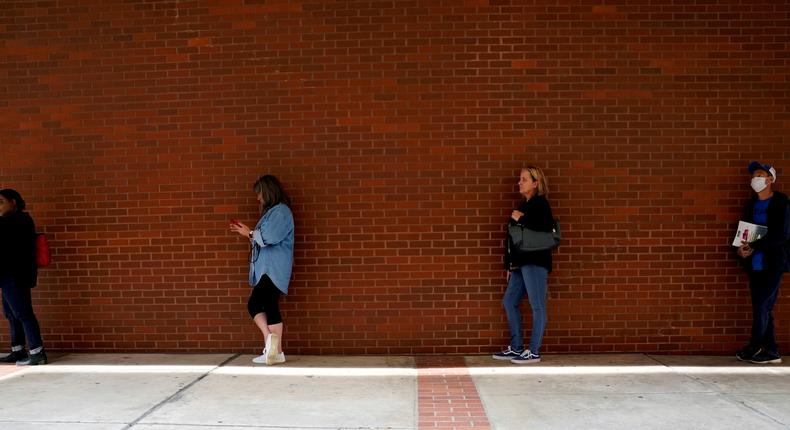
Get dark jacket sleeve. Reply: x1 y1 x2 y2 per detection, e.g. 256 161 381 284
0 217 8 278
504 195 554 272
749 193 790 252
0 212 38 288
740 192 790 273
513 197 554 232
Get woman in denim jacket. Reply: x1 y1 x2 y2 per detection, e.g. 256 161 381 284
231 175 294 365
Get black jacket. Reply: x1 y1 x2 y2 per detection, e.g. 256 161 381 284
0 211 38 288
504 194 554 273
741 190 790 274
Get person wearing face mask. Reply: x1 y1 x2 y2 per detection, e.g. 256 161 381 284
0 189 47 365
735 162 790 364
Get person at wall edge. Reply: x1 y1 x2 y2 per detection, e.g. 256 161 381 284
735 161 790 364
494 166 554 364
0 189 47 365
230 175 294 365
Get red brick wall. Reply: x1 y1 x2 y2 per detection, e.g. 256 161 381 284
1 0 789 355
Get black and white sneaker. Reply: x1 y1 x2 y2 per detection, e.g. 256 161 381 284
16 350 47 366
492 346 524 360
735 345 761 362
749 351 782 364
0 350 27 363
510 350 541 364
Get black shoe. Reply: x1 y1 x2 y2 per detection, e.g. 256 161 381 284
492 346 524 360
749 351 782 364
0 350 28 363
16 350 47 366
735 345 761 362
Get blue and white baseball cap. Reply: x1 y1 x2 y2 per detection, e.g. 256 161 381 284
748 161 777 182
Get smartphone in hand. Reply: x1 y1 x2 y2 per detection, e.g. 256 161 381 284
230 219 241 226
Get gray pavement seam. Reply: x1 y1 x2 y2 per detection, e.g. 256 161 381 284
130 424 406 429
0 419 127 427
646 354 789 428
120 353 241 430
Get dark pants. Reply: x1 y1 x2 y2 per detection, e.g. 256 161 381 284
1 276 44 350
748 270 784 355
247 275 282 324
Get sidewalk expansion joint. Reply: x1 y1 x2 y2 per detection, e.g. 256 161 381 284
120 353 240 430
647 354 789 428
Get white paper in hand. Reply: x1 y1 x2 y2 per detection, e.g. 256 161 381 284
732 220 767 246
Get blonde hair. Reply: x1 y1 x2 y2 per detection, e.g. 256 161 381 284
522 166 549 196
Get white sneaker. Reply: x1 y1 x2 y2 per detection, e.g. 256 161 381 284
252 352 268 364
271 352 286 365
252 351 286 365
265 333 280 365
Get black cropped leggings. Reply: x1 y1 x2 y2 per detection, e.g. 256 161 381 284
247 274 282 325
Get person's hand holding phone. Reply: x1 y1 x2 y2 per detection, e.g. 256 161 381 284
229 219 252 238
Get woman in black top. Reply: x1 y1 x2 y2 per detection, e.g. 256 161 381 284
0 189 46 365
493 166 554 364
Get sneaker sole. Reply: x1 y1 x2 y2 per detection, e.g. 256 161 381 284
492 355 518 360
15 360 47 366
510 358 541 364
750 357 783 364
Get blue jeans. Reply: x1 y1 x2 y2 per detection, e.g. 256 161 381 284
748 270 783 355
1 276 44 350
502 265 548 354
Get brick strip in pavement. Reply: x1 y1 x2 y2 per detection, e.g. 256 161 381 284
416 356 492 430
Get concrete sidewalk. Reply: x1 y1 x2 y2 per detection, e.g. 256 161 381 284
0 353 788 430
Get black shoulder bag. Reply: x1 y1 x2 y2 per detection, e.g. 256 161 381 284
508 218 561 252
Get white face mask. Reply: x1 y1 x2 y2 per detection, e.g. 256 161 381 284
751 177 768 193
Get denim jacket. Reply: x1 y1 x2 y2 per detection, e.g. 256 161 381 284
249 203 294 294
